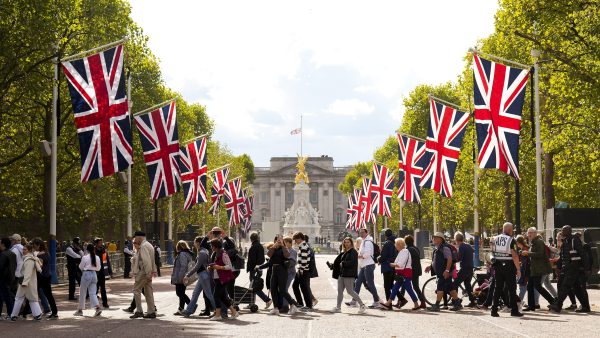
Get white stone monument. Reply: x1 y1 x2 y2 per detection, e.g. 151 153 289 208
282 156 321 240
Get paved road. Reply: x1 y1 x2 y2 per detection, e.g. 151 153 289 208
1 255 598 337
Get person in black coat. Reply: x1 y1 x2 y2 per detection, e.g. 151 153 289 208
380 229 397 301
330 237 366 314
246 233 271 308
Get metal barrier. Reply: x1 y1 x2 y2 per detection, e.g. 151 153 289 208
55 252 171 284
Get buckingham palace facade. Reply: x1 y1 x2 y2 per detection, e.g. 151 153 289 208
251 156 352 240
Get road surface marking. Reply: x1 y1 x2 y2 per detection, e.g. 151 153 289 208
476 316 532 338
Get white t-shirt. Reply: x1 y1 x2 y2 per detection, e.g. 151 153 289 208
394 248 411 270
79 254 101 272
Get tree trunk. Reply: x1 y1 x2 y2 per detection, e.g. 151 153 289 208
544 152 555 210
503 176 513 223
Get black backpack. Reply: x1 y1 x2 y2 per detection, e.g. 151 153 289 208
581 242 594 273
227 248 245 270
366 240 381 262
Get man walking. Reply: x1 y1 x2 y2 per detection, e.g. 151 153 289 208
425 232 461 312
0 238 16 317
453 232 475 307
347 228 380 308
65 237 83 300
246 233 271 309
94 238 112 309
131 231 157 319
489 223 523 317
380 229 397 304
123 240 133 279
549 226 590 313
292 232 313 310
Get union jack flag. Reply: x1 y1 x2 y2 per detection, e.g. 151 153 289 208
208 167 230 215
359 177 376 225
397 134 426 203
420 99 469 198
62 45 133 182
370 163 394 217
350 188 365 230
473 54 529 179
134 101 180 200
346 193 357 230
241 189 254 233
224 178 245 226
178 137 207 210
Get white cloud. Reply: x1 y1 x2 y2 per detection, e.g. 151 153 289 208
324 99 375 117
129 0 498 166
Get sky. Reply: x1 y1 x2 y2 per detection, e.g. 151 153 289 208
129 0 499 167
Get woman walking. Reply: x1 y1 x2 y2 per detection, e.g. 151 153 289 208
9 244 43 321
74 243 102 317
171 240 193 315
180 237 215 317
208 239 239 321
380 238 420 311
331 237 366 314
32 239 58 319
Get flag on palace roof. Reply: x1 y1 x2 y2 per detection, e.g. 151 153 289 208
472 54 529 179
62 44 133 182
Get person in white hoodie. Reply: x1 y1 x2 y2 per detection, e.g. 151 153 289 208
346 228 380 308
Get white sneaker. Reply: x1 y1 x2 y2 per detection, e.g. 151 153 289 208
265 300 272 309
209 315 223 321
358 305 366 314
289 305 298 315
269 308 279 316
73 310 83 316
330 307 341 313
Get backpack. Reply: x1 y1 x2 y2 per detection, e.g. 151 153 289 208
444 243 458 264
366 240 381 262
227 248 245 270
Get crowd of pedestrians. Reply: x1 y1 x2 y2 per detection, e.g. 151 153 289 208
0 222 593 323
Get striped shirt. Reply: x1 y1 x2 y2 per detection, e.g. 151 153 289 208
298 242 310 272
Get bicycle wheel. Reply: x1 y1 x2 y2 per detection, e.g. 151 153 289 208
422 277 438 306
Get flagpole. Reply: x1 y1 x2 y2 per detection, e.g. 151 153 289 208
532 49 544 233
167 196 174 264
432 194 437 234
399 199 403 231
49 49 59 285
428 94 470 113
208 163 231 174
469 48 531 70
300 114 303 157
183 133 208 145
126 71 133 238
396 131 426 143
61 37 129 63
469 95 480 267
133 99 176 116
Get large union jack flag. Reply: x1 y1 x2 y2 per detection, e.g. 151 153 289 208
134 101 180 200
370 163 394 217
208 167 230 215
224 177 245 226
473 54 529 179
241 188 254 234
397 134 426 203
62 45 133 182
178 137 207 210
359 177 376 225
420 99 469 198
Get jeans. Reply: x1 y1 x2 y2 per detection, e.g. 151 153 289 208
337 277 364 308
38 286 50 312
391 277 417 302
0 280 14 315
541 274 557 298
271 265 297 309
354 264 379 302
185 271 215 314
38 276 57 315
79 270 99 310
399 275 425 302
282 271 295 307
249 270 270 303
527 275 555 308
519 284 539 305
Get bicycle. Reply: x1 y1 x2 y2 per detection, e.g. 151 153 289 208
422 267 482 306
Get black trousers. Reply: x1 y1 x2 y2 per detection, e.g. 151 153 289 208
226 271 240 306
271 265 296 309
124 255 132 278
492 261 518 313
383 271 395 300
214 280 232 308
292 272 312 308
454 269 474 301
67 264 80 299
38 276 57 315
556 266 590 310
175 283 190 310
96 272 108 307
527 275 555 308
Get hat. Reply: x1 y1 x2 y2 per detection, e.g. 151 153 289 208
384 229 393 238
211 227 223 233
433 232 445 239
72 237 80 243
134 231 146 237
9 234 21 241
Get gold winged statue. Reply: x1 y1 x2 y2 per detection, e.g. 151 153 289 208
295 154 310 184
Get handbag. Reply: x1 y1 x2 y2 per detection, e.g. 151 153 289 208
185 257 198 286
